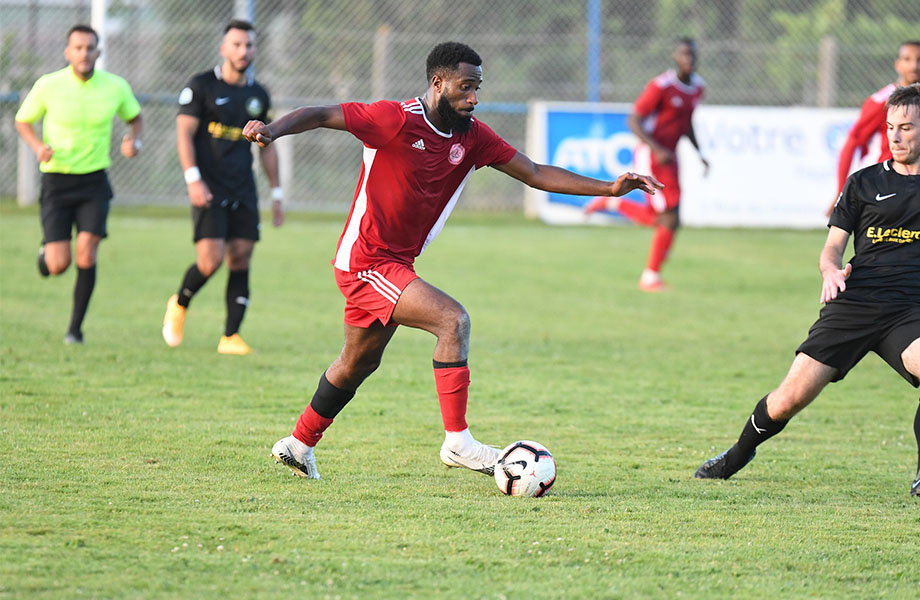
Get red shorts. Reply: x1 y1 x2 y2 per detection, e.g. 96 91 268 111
334 262 419 328
634 144 680 212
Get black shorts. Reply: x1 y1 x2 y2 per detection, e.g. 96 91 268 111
192 196 260 242
796 299 920 387
39 170 113 243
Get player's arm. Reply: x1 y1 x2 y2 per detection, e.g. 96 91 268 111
818 226 852 303
494 151 663 197
259 143 284 227
831 99 884 212
626 112 673 165
243 105 346 147
14 120 53 163
176 113 212 207
120 114 143 158
685 121 709 176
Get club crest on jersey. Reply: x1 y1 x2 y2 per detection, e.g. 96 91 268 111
246 97 263 117
670 96 684 107
448 143 465 165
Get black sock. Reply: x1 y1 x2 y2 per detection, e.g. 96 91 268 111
224 269 249 336
68 265 96 336
309 372 356 419
914 403 920 475
177 264 209 308
727 395 789 467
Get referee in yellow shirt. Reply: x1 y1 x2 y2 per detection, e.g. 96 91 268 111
15 24 142 345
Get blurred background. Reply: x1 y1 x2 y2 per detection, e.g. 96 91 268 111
2 0 919 212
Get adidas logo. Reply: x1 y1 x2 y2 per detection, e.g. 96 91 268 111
412 139 426 151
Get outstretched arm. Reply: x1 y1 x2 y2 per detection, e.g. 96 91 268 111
494 151 663 197
243 105 346 146
819 226 852 303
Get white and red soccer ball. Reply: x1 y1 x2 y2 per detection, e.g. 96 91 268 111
494 440 556 497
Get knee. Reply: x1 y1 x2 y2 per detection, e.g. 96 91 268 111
339 356 382 388
197 259 222 278
657 211 679 231
902 340 920 379
449 310 471 342
46 258 70 275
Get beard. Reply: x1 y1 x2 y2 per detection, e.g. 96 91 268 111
436 95 473 135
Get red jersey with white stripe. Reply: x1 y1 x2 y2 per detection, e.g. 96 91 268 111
335 98 517 272
633 70 705 152
835 83 895 196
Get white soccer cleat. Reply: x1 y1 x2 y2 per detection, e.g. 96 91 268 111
271 435 320 479
439 439 500 476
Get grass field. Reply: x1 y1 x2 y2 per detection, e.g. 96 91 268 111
1 201 918 599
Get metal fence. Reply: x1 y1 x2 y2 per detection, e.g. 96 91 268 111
3 0 919 212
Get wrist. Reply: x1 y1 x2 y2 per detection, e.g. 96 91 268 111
271 186 284 204
133 139 142 151
184 166 201 184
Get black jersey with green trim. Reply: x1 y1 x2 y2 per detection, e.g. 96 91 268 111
178 66 270 201
829 160 920 303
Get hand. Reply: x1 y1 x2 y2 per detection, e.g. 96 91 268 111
609 171 664 197
121 134 140 158
36 144 54 163
272 199 285 227
652 147 675 165
187 180 213 207
243 120 273 147
820 263 851 303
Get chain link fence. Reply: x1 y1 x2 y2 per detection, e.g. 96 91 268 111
3 0 919 212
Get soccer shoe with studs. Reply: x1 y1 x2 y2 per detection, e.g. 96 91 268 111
439 439 500 476
911 469 920 497
217 333 252 355
37 246 50 277
694 447 756 480
271 436 320 479
583 196 609 215
161 294 186 347
64 331 84 345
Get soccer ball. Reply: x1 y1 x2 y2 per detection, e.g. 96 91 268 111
494 440 556 497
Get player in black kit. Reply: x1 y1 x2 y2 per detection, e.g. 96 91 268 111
162 19 283 355
695 83 920 496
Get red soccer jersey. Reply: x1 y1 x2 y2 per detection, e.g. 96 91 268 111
633 70 705 152
835 83 895 196
334 98 517 271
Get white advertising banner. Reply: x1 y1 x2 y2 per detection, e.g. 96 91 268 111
526 102 860 229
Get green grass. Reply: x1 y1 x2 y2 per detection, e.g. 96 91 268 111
1 202 918 599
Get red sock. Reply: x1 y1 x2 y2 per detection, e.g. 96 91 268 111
646 226 675 272
616 199 657 226
293 405 334 447
434 365 470 432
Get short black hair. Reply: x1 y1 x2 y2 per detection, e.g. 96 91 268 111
676 37 696 49
426 42 482 81
67 24 98 45
901 40 920 49
225 19 255 35
885 83 920 112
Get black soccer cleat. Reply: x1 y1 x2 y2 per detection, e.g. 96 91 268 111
37 246 50 277
911 469 920 497
694 447 756 479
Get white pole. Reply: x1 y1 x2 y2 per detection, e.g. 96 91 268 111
91 0 108 70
